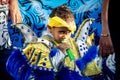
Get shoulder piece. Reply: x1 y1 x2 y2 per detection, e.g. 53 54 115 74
41 35 59 47
74 18 94 42
22 42 55 71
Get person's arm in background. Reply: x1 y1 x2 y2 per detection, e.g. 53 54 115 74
9 0 22 23
99 1 116 79
99 0 114 58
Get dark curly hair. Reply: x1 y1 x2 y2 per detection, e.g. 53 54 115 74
49 5 74 23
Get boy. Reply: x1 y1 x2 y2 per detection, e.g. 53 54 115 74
6 5 103 80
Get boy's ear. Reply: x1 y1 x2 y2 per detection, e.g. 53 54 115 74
47 25 52 32
47 25 50 28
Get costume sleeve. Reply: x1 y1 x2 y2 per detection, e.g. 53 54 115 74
50 47 66 70
22 42 53 69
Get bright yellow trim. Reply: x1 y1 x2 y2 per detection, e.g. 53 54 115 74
23 42 53 68
48 16 76 34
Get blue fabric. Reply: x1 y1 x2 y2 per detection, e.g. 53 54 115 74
102 59 115 80
56 66 74 80
6 48 29 80
6 48 55 80
30 69 55 80
76 45 98 71
0 49 13 80
56 66 91 80
50 47 58 57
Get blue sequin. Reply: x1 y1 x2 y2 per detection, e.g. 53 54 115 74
32 33 34 36
27 29 30 32
86 27 89 30
80 45 82 47
35 54 38 56
82 43 84 45
21 26 24 29
32 59 35 62
80 48 83 51
41 39 44 41
83 47 86 50
82 37 85 40
44 58 47 61
85 32 87 35
43 62 46 66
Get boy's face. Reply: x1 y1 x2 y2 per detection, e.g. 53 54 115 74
50 27 71 43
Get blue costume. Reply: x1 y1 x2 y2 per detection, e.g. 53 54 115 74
6 18 107 80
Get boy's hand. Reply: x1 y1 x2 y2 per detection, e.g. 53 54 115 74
58 43 70 54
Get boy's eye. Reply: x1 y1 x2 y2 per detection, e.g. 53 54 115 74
59 31 66 34
59 31 71 34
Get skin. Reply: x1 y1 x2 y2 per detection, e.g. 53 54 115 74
0 0 22 23
0 0 9 4
9 0 22 23
49 27 71 53
99 0 114 57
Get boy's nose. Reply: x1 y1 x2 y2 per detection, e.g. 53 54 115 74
62 34 68 39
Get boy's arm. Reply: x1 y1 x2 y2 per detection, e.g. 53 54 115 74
50 47 67 70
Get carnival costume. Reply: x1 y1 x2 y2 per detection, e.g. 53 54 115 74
6 17 104 80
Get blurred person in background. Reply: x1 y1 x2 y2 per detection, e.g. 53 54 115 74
0 0 22 79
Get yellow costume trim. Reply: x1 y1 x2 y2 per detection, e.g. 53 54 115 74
86 32 95 47
74 18 94 41
23 42 53 69
83 60 101 76
48 16 76 34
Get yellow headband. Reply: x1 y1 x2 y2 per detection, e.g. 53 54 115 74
48 16 76 34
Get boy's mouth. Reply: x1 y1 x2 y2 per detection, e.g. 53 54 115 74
61 39 67 43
